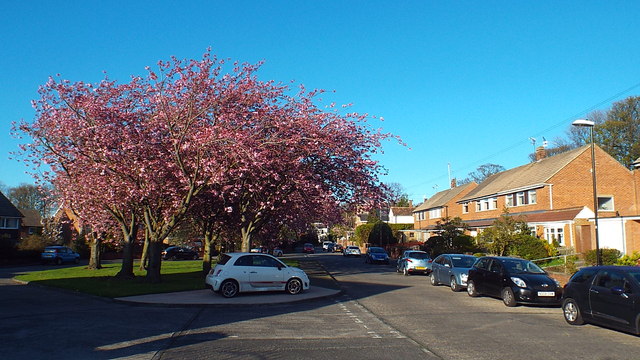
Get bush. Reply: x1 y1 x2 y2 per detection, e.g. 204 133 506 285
585 248 621 266
616 251 640 266
509 235 549 260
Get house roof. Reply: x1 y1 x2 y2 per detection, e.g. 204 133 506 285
413 182 476 212
463 207 587 229
0 191 23 218
390 207 414 216
19 208 43 227
459 145 590 202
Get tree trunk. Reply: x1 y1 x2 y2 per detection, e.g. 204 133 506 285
240 225 253 252
145 240 163 283
87 233 102 270
115 224 138 279
202 229 218 275
139 228 150 271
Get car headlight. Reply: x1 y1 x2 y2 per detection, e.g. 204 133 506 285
511 277 526 288
460 273 468 282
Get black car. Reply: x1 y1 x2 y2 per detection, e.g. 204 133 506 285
562 266 640 335
161 246 199 260
467 256 562 306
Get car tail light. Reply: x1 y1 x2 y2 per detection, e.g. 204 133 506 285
406 259 413 263
215 269 223 276
427 259 432 263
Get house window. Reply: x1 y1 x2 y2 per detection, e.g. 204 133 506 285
409 232 414 238
0 217 20 229
529 226 536 237
598 197 614 211
505 194 514 207
429 208 442 219
462 202 469 214
476 202 481 212
491 197 498 210
516 192 525 206
528 190 537 204
544 227 564 246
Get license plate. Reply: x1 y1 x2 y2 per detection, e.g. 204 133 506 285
415 267 426 270
538 291 555 297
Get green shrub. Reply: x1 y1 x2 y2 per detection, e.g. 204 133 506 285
616 251 640 266
509 235 549 260
585 248 621 266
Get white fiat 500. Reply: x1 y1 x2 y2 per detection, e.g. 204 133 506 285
206 253 310 298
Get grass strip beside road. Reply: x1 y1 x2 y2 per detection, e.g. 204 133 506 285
15 259 300 298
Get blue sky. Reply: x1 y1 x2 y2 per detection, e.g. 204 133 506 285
2 1 640 203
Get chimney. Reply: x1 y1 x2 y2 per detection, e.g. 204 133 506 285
450 178 457 188
535 146 547 161
408 200 413 208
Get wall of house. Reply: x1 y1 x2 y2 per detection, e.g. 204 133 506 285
413 183 476 230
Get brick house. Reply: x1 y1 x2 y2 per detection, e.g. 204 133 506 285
454 145 640 255
0 191 23 245
19 208 43 238
412 181 477 241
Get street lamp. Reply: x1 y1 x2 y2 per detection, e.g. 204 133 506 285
572 118 601 266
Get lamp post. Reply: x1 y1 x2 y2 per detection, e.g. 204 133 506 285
572 119 601 266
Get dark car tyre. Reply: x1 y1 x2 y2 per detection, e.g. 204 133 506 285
562 298 585 325
192 254 198 260
286 278 303 295
450 277 461 292
170 255 177 261
502 287 517 307
467 280 479 297
56 257 63 265
430 273 438 286
220 280 239 298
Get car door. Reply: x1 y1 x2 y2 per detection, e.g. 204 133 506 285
431 256 443 281
589 270 637 330
485 259 504 297
249 255 286 290
442 256 454 281
470 257 491 294
231 255 254 291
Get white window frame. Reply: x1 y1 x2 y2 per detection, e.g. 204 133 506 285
598 196 614 211
528 190 537 204
544 227 565 246
462 202 469 214
429 208 442 219
516 192 525 206
0 217 20 229
505 194 514 207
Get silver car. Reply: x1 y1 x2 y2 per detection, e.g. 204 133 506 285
430 254 477 291
396 250 432 275
343 245 361 257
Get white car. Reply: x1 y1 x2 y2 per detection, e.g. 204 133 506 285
343 245 361 257
322 241 334 251
206 253 310 298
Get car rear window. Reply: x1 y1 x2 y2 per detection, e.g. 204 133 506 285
218 254 232 265
409 252 429 259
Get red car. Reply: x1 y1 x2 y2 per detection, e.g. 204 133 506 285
302 243 315 254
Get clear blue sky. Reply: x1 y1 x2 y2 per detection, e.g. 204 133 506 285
2 1 640 203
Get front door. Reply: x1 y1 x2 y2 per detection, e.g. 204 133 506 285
590 270 635 330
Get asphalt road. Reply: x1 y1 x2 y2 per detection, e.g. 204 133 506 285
1 253 640 359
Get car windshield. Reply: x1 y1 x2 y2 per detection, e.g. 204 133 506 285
369 248 386 253
502 259 545 274
451 256 476 268
44 248 58 253
408 252 429 259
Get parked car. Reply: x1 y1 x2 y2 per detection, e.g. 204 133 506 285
396 250 432 275
302 243 315 254
161 246 199 260
430 254 477 291
271 247 283 257
343 245 361 257
562 266 640 335
205 252 310 298
365 247 390 264
250 246 268 254
467 256 562 306
333 243 343 253
41 246 80 265
322 241 334 252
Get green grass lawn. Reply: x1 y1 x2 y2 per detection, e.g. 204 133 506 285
15 258 300 298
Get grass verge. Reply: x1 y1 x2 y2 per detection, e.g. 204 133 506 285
15 258 300 298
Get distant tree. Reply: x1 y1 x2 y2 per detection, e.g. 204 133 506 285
7 184 56 218
368 221 395 246
385 182 410 206
595 96 640 169
435 216 469 251
459 163 505 185
567 109 606 146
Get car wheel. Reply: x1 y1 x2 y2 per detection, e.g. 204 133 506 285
170 255 177 261
74 258 79 264
467 280 479 297
56 258 63 265
220 280 239 298
562 298 584 325
450 277 461 292
286 278 303 295
430 273 438 286
501 287 517 307
192 254 198 260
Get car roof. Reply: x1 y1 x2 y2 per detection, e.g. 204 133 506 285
579 266 640 272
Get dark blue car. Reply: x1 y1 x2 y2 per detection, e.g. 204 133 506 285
562 266 640 335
